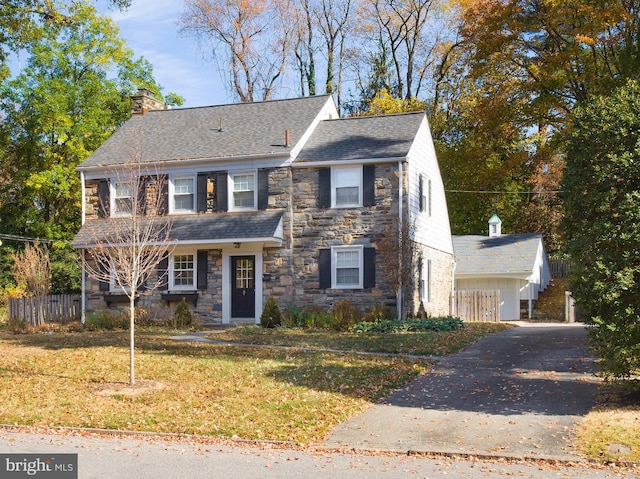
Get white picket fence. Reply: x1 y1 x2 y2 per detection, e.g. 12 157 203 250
456 290 501 322
8 294 81 326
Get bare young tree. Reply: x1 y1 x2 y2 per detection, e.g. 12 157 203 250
81 163 174 385
179 0 292 102
377 217 417 319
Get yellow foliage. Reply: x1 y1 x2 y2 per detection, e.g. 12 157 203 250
364 89 425 116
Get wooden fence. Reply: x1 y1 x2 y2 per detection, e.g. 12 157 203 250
8 294 81 326
455 290 501 322
549 259 572 278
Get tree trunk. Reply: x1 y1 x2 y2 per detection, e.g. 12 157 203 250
129 295 135 386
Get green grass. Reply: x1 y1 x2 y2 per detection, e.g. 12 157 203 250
0 330 429 444
0 323 512 445
209 322 512 356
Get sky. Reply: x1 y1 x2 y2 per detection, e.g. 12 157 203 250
100 0 229 108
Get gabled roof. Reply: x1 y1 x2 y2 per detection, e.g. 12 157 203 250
296 111 425 162
80 95 334 168
452 233 543 276
73 211 283 248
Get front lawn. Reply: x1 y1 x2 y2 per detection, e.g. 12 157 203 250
210 322 512 356
0 330 428 444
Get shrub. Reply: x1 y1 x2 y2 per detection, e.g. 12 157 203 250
352 316 463 333
260 297 282 328
364 303 395 322
330 299 361 331
173 298 193 329
85 310 129 331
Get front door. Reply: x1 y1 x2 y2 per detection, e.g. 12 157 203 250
231 256 255 318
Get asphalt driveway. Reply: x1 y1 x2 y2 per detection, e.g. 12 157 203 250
325 322 600 461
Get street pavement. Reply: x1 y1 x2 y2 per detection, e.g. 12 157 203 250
326 322 600 461
0 429 636 478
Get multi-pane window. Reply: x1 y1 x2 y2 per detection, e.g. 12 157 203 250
420 259 432 303
231 173 256 210
332 166 361 207
332 246 363 288
171 177 195 213
113 182 133 216
171 254 195 289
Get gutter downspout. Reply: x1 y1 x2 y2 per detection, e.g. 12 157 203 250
451 261 456 316
80 171 86 324
397 160 403 320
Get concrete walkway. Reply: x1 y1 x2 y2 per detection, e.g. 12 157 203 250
325 323 599 461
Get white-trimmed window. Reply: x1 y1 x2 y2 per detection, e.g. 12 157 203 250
170 176 195 213
420 259 432 302
332 166 362 207
112 181 133 217
170 253 196 290
230 172 257 210
420 175 432 216
332 245 363 289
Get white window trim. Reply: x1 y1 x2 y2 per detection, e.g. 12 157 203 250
169 175 196 214
420 259 432 303
169 252 197 291
109 261 131 293
228 171 258 212
331 245 364 289
331 166 363 208
110 179 133 218
420 175 432 217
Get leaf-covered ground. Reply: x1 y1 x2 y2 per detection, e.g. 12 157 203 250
210 322 512 356
0 331 431 444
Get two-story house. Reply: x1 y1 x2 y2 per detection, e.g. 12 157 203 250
73 90 454 324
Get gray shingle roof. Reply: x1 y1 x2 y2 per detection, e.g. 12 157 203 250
73 211 283 248
296 112 425 162
452 234 543 276
80 96 333 168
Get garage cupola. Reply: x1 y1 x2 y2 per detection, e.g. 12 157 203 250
488 214 502 237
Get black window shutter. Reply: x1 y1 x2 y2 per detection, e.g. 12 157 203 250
363 165 375 206
158 256 169 290
319 249 331 289
419 174 424 212
98 261 110 291
97 179 110 218
364 247 376 288
216 172 228 212
197 250 208 290
318 168 331 208
138 176 148 216
258 169 269 210
159 175 169 215
197 173 208 213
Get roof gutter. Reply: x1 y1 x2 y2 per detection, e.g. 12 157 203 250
291 156 406 168
77 151 291 173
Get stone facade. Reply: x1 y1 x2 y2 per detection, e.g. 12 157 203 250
82 162 453 322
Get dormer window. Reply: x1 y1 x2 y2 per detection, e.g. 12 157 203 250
170 176 195 214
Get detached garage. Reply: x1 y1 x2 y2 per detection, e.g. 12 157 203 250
453 215 551 321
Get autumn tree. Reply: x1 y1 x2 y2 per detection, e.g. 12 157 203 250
180 0 292 102
0 0 131 80
563 80 640 378
0 1 173 292
364 0 444 100
81 161 175 385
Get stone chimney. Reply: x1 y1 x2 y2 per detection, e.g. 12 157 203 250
488 213 502 237
130 88 164 116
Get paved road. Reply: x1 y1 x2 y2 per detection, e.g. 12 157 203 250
326 323 600 461
0 430 636 478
